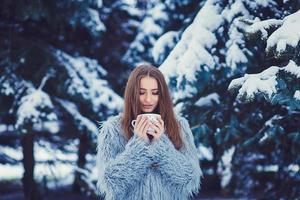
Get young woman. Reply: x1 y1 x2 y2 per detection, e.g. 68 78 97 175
97 64 202 200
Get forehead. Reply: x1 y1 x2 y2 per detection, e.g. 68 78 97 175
140 76 158 89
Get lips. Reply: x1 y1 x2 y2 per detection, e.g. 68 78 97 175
143 105 153 108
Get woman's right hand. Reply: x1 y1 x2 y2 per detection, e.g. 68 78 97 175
134 115 150 141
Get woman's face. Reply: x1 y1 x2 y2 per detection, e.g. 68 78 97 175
139 76 159 113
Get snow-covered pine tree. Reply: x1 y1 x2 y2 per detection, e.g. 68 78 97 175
97 0 143 90
123 0 201 68
152 0 202 66
122 0 170 67
159 0 298 197
228 7 300 198
0 0 122 197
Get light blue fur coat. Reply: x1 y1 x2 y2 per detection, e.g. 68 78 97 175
97 114 202 200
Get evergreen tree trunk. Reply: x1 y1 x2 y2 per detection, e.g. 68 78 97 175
21 133 40 200
73 133 89 192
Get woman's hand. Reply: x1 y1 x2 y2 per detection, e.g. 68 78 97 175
147 116 165 141
134 115 150 141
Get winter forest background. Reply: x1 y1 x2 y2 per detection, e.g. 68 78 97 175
1 0 300 199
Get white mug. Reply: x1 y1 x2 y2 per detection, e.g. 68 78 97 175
131 113 161 133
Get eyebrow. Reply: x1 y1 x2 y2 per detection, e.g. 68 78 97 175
140 88 158 91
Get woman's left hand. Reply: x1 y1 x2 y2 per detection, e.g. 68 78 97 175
148 116 165 141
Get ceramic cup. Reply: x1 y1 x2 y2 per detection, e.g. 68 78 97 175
131 113 161 133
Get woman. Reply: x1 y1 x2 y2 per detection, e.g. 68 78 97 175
97 64 202 200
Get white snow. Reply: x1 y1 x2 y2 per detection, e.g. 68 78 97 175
229 66 279 101
34 121 60 134
226 43 248 71
264 115 283 127
123 3 168 65
260 115 284 143
198 144 213 161
123 0 136 6
152 31 178 64
217 146 235 188
54 50 123 115
35 163 74 185
222 1 251 72
0 81 14 95
284 60 300 78
15 89 58 134
160 2 221 80
159 0 223 102
294 90 300 100
0 124 6 132
0 140 79 187
246 18 282 40
35 140 77 162
222 0 250 22
0 164 23 180
288 164 299 172
122 3 169 67
96 0 103 8
0 146 22 161
267 10 300 53
0 74 21 96
257 165 279 172
255 0 276 7
195 93 220 107
160 0 264 102
83 8 106 36
229 60 300 102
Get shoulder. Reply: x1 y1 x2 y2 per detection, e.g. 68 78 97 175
104 113 122 126
98 113 123 134
97 113 126 148
175 114 189 128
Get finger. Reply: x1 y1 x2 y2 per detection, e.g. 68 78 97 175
137 116 147 128
142 123 150 135
136 115 142 123
135 117 146 134
136 115 144 125
158 119 164 127
150 124 160 134
138 120 148 135
153 120 163 130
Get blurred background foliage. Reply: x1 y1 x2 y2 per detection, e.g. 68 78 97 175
0 0 300 199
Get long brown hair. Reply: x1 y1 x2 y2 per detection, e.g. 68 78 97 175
121 64 183 149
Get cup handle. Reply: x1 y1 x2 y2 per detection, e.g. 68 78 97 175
131 120 136 128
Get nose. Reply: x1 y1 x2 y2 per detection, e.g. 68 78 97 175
145 93 152 103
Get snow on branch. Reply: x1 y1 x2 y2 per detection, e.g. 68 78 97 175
16 89 58 134
266 10 300 54
294 90 300 101
246 18 283 40
53 49 123 115
228 60 300 101
122 3 168 65
160 1 222 83
245 10 300 57
80 8 106 38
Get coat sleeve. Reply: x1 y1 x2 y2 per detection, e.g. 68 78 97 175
96 120 151 199
150 117 202 196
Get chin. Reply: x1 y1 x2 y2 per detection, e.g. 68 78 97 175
142 106 159 113
142 109 154 113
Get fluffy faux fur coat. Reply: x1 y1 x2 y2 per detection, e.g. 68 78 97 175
96 114 202 200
